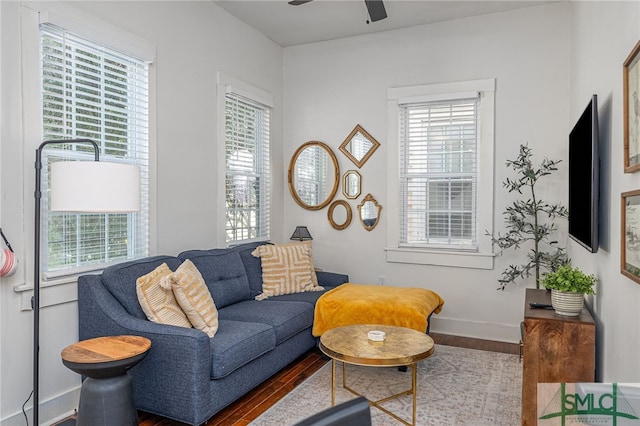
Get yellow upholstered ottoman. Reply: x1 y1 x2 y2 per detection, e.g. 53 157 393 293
312 283 445 336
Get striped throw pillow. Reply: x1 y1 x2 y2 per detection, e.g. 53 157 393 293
136 263 192 328
171 259 219 337
252 242 323 301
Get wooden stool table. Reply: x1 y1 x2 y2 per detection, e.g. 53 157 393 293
61 335 151 426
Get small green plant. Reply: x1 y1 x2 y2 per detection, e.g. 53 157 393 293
541 264 597 294
488 144 568 290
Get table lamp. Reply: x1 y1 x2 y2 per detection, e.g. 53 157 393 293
290 226 312 241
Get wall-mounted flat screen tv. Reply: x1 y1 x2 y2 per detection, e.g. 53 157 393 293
568 94 599 253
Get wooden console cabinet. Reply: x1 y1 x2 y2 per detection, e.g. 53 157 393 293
522 289 595 425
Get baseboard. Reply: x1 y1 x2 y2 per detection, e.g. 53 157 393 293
1 386 79 426
430 316 521 344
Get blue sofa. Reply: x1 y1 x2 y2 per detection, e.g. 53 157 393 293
77 241 348 425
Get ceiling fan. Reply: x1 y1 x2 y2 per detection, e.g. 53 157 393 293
288 0 388 23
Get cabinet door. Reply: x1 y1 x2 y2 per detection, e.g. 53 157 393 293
521 317 595 425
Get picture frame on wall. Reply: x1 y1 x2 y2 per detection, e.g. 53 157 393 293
621 190 640 284
623 40 640 173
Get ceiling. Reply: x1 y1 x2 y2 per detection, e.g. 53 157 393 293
214 0 551 47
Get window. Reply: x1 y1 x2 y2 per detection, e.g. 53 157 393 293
387 79 495 269
40 23 149 277
400 98 478 249
224 92 271 243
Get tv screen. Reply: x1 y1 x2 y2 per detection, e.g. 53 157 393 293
568 95 599 253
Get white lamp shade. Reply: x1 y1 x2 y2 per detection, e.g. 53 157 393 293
50 161 141 212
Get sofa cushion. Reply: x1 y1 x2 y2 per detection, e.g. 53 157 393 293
171 260 219 337
231 241 273 299
136 262 192 328
316 271 350 287
251 242 323 300
264 286 339 305
210 319 275 379
102 255 184 318
178 250 250 308
217 300 313 345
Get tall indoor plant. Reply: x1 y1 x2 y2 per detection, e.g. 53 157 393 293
489 144 568 290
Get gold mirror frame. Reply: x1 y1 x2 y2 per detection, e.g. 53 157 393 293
328 200 352 230
339 124 380 168
342 170 361 199
288 141 340 210
357 193 382 231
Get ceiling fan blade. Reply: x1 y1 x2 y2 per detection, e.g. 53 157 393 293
288 0 313 5
365 0 387 22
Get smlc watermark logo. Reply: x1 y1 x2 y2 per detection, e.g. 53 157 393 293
538 383 640 425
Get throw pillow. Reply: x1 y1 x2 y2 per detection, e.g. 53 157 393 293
170 259 219 337
291 240 319 287
251 241 323 301
136 263 192 328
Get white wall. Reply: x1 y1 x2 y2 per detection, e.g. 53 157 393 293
0 1 4 425
283 2 572 343
568 1 640 382
0 1 283 424
65 0 286 255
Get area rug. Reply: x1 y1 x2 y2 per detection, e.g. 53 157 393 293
250 345 522 425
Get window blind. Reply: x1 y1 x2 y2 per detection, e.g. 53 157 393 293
40 23 149 277
225 93 270 243
399 97 479 249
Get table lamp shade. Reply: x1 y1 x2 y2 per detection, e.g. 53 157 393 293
50 161 141 212
290 226 312 241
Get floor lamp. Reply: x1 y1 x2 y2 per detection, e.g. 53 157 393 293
33 139 140 426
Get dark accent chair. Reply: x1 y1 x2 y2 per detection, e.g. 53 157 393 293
293 397 372 426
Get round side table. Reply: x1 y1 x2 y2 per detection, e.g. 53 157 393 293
61 335 151 426
319 324 434 426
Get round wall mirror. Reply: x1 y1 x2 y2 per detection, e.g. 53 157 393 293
358 193 382 231
328 200 352 230
342 170 361 199
288 141 340 210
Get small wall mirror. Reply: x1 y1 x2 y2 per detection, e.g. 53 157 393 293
339 124 380 168
328 200 352 230
342 170 361 199
288 141 340 210
358 193 382 231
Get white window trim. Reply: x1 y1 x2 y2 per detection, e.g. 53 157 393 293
215 72 273 248
386 79 496 269
16 4 157 306
28 2 155 62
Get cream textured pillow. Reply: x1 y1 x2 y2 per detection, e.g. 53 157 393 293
171 259 219 337
292 240 319 287
136 263 192 328
252 242 323 301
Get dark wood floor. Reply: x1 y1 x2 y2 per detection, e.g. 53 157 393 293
135 333 519 426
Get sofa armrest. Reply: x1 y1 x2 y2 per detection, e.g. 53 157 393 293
78 275 212 422
316 271 349 287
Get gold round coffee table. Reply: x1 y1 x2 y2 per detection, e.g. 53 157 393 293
319 324 434 426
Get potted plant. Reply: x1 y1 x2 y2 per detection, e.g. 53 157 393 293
540 264 597 316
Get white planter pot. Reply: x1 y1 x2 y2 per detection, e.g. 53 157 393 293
550 289 584 316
